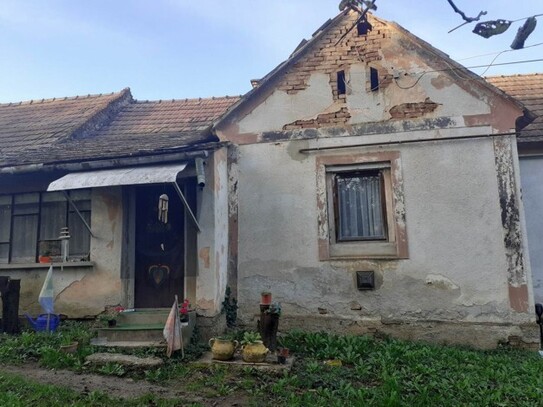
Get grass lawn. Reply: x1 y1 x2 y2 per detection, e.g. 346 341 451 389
1 323 543 406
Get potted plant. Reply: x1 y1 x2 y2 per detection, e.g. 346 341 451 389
260 302 281 351
179 299 190 323
98 305 124 327
60 338 79 354
241 331 269 363
261 291 272 305
38 249 52 264
209 334 239 361
277 347 290 364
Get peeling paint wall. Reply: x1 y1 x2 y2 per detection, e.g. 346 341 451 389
234 135 535 347
217 12 518 142
212 10 535 347
7 187 124 318
196 148 230 317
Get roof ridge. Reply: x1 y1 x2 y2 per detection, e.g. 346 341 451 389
0 88 130 107
134 95 242 104
484 73 543 79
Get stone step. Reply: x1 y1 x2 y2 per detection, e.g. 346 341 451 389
116 308 171 326
94 311 196 347
96 325 165 343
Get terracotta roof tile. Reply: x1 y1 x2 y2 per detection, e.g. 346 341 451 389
0 91 239 168
486 73 543 141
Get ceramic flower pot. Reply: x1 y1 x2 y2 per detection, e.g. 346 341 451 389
209 338 238 361
242 340 269 363
261 292 272 305
60 341 79 354
39 256 52 264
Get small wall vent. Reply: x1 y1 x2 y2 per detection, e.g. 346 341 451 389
356 271 375 290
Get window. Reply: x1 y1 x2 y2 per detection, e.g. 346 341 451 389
316 152 408 260
333 169 387 241
0 190 91 264
370 67 379 91
337 70 346 95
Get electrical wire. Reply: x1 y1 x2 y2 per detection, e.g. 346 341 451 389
511 13 543 23
456 42 543 62
394 58 543 90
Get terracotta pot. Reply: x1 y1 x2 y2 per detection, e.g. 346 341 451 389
209 338 238 361
60 341 79 354
242 340 269 363
277 347 289 364
39 256 52 264
261 292 272 305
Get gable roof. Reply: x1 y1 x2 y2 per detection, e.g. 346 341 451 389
215 10 531 132
486 74 543 142
0 90 239 169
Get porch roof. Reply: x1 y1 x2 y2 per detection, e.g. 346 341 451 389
47 163 188 191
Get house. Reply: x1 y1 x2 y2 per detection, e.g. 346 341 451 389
0 9 541 348
0 89 239 336
213 11 539 348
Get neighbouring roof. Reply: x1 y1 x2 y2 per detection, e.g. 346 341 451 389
0 89 240 168
486 74 543 142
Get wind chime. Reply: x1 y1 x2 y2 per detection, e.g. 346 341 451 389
158 193 169 224
148 193 171 288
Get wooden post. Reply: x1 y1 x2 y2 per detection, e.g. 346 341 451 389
0 278 20 334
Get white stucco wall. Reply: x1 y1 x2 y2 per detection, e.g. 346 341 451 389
235 133 531 329
196 148 230 316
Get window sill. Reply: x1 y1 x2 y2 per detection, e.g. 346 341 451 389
0 261 94 270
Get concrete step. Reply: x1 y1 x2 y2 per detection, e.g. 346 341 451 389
94 310 196 347
96 325 165 342
116 308 171 326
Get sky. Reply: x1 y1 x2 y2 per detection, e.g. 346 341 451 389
0 0 541 103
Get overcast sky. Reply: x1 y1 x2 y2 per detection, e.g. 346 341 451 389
0 0 541 102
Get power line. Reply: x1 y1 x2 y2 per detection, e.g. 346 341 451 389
394 58 543 90
456 42 543 62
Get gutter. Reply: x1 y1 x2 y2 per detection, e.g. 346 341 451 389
0 147 219 175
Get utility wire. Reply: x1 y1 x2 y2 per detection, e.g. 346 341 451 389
394 58 543 90
456 42 543 62
511 13 543 23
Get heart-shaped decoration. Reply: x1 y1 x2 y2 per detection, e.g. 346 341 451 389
148 264 170 288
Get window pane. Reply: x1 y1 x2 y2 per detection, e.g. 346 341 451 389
68 211 91 258
40 192 67 240
13 193 39 215
0 195 11 242
11 214 38 262
337 172 386 240
0 243 9 264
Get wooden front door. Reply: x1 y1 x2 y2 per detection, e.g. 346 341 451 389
135 184 184 308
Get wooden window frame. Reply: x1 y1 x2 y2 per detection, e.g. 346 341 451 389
317 152 408 260
0 190 91 264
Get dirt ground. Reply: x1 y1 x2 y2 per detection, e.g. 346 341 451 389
0 363 248 406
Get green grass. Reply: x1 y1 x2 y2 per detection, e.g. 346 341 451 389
1 325 543 406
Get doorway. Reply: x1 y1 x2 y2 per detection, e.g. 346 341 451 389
134 184 184 308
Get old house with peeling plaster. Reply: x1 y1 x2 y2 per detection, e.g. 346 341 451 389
0 9 542 347
214 11 541 349
0 90 239 336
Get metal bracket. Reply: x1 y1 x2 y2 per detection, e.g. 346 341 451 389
172 182 202 232
62 191 96 238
